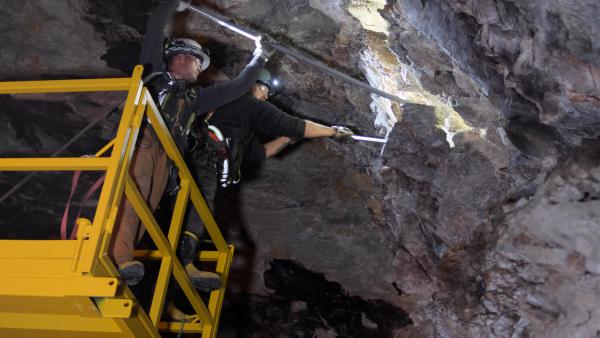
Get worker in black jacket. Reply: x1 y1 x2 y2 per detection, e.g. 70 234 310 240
110 0 272 288
183 72 353 241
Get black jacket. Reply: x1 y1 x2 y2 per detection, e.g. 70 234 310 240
208 94 305 161
139 0 265 152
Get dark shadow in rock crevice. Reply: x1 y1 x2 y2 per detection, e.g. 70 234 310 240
232 259 412 337
505 115 567 162
220 259 413 338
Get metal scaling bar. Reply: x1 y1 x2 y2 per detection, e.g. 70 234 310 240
350 135 388 143
183 3 407 104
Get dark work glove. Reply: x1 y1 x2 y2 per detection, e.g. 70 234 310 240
331 126 354 141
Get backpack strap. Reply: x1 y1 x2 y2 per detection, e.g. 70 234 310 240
143 72 165 85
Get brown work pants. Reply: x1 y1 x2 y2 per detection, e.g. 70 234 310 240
111 126 169 265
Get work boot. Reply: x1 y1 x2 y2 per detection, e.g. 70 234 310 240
179 232 199 264
185 263 222 292
179 231 222 292
118 260 144 286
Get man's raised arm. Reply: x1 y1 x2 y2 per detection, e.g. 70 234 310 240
139 0 180 74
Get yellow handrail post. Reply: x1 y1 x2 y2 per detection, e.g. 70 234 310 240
80 65 145 274
96 88 149 278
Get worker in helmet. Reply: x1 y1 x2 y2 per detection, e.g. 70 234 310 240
223 74 352 180
110 0 273 288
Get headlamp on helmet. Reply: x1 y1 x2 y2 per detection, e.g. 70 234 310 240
254 69 282 98
255 80 275 97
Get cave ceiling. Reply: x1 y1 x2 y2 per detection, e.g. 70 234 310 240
1 0 599 337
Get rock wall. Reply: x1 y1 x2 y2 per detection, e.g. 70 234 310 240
477 141 600 337
0 0 599 337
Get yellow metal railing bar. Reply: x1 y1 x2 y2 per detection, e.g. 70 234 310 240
0 312 123 333
135 250 220 262
96 138 116 157
0 276 118 298
207 246 234 333
0 157 111 171
0 65 234 338
0 78 132 94
167 180 191 246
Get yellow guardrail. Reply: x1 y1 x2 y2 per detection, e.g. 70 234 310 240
0 65 233 338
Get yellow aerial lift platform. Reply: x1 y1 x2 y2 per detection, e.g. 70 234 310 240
0 65 233 337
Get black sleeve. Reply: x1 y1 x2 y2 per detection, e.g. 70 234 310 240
139 0 178 74
247 98 306 139
246 136 267 162
192 56 266 113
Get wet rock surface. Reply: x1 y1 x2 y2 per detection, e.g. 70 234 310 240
1 0 600 337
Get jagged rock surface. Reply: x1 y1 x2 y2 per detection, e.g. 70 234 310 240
1 0 599 337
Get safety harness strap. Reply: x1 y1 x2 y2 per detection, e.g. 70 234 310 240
60 170 82 240
60 158 106 240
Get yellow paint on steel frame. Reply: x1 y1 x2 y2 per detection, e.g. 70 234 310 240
0 66 234 337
